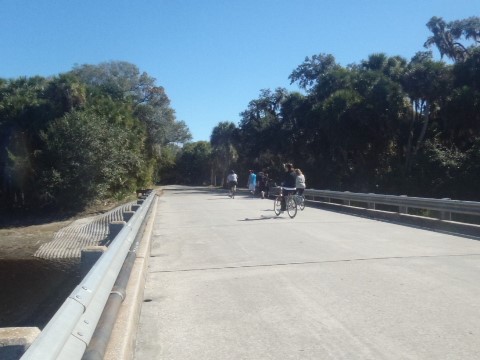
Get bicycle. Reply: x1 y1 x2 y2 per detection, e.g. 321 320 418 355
294 194 305 211
273 187 298 218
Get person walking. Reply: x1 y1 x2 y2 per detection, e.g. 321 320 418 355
295 168 306 196
281 163 296 211
257 171 266 198
247 170 256 195
263 172 271 198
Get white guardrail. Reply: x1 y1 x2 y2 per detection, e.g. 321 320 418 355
302 189 480 221
21 191 155 360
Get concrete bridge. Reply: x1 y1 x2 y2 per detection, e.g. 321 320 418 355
13 185 480 359
132 186 480 359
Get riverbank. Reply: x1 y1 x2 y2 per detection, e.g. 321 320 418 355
0 221 72 260
0 195 139 328
0 196 138 260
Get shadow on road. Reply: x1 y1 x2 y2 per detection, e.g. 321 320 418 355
239 215 286 221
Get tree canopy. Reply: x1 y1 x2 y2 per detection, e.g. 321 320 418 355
186 15 480 200
3 15 480 215
0 61 190 213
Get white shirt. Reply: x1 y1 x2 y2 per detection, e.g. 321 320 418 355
296 174 306 189
227 173 238 182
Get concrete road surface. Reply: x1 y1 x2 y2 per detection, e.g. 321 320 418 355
134 186 480 360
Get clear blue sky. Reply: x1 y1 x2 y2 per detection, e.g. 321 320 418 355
1 1 479 142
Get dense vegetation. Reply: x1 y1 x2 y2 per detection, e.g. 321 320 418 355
0 62 191 213
182 16 480 201
1 16 479 216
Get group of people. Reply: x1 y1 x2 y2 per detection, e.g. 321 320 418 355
227 163 306 207
280 163 305 211
247 170 271 199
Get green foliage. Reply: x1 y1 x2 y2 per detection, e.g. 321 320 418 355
425 16 480 62
175 141 212 185
288 54 340 92
3 14 480 211
210 122 239 185
155 144 181 184
39 111 147 209
407 137 465 197
223 15 480 199
0 61 190 213
72 61 192 151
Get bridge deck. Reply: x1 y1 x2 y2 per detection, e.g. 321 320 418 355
134 186 480 360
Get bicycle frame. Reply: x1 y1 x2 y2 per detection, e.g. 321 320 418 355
293 194 305 210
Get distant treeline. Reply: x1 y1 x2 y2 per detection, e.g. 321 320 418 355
2 16 480 216
175 16 480 201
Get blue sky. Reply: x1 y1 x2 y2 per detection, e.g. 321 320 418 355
1 1 479 142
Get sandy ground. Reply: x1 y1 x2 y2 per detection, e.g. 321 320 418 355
0 220 73 259
0 195 140 260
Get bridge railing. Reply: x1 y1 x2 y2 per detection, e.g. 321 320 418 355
301 188 480 236
303 189 480 218
21 191 156 360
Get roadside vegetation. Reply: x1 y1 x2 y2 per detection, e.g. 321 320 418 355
1 15 479 221
1 62 190 217
190 16 480 200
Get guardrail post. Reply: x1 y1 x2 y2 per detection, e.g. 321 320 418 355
367 194 376 210
81 246 107 278
123 211 135 222
343 191 351 206
399 195 408 214
101 221 127 247
109 221 126 240
440 199 452 220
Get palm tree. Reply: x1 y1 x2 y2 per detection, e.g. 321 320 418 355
424 16 480 62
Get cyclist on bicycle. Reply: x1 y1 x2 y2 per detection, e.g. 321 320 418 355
227 170 238 198
281 163 296 211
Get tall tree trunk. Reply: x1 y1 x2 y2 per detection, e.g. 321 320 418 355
415 99 430 153
405 99 430 174
404 101 419 173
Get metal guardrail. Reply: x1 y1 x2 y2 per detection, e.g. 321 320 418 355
21 191 156 360
303 189 480 221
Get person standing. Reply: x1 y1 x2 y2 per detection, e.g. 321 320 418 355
257 171 266 198
263 172 271 198
247 170 256 195
295 168 306 195
281 163 296 211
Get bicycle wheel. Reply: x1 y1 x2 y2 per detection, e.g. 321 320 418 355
231 185 236 199
286 196 297 218
274 196 282 215
298 195 305 211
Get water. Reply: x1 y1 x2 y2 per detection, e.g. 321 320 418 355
0 258 80 329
